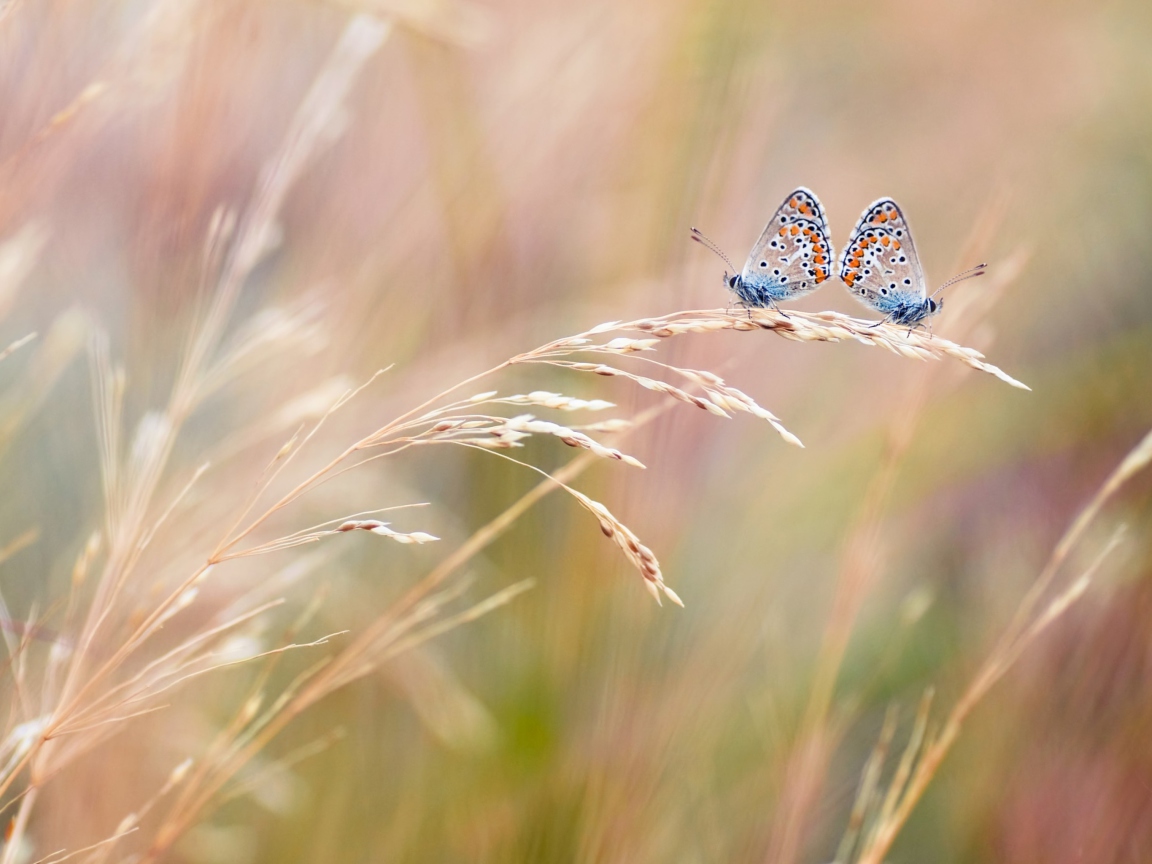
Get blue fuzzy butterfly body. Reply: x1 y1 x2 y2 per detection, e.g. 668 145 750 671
865 293 939 326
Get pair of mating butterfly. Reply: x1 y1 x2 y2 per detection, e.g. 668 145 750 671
692 188 985 327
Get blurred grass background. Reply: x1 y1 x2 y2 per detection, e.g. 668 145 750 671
2 0 1152 861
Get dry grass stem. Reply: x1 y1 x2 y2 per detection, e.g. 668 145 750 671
0 7 1073 860
833 706 898 864
0 18 395 861
0 333 35 363
607 309 1029 390
850 425 1152 864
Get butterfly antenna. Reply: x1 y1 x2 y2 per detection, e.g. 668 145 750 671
690 227 737 274
930 262 987 298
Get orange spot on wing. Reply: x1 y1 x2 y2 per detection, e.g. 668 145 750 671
779 228 787 236
799 204 811 215
881 236 890 246
893 240 901 249
814 255 826 264
790 225 799 236
790 197 798 207
877 211 889 223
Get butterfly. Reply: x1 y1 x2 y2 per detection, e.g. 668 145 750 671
839 198 986 327
692 187 834 311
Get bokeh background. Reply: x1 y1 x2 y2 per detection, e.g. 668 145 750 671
1 0 1152 860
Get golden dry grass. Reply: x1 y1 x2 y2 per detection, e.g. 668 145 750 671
0 1 1149 862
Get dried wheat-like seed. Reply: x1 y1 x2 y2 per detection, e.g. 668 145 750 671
503 415 646 467
335 520 439 544
543 359 807 446
553 362 728 416
418 412 645 467
500 391 616 411
0 332 36 363
565 488 681 606
573 418 633 434
456 433 531 449
595 337 661 353
658 365 804 446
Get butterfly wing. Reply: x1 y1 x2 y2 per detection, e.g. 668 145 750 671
738 187 834 303
839 198 927 315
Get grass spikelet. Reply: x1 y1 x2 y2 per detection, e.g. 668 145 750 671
335 520 440 544
503 415 646 467
612 309 1030 390
565 488 681 607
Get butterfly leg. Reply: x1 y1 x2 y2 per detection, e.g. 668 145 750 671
769 300 791 321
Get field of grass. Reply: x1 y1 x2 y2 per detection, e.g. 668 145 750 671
0 0 1150 861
